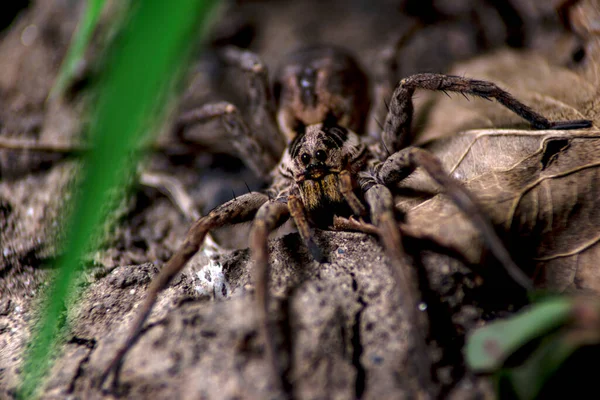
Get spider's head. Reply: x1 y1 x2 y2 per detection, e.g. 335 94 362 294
274 46 369 143
283 122 364 212
289 123 352 179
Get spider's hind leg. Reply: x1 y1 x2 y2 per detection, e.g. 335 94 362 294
176 101 278 177
375 146 533 291
176 46 284 177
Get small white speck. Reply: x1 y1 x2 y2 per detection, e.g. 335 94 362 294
300 78 311 88
14 306 22 314
129 289 135 295
27 207 35 217
418 302 428 311
21 24 38 47
2 248 9 257
195 258 230 300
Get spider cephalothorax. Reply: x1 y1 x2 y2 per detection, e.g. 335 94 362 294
278 122 366 220
99 43 592 396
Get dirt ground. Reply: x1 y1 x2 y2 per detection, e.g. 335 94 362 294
1 1 600 399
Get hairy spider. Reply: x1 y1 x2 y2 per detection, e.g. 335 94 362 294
98 45 592 393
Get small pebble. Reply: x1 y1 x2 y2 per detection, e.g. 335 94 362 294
21 24 38 46
370 354 384 364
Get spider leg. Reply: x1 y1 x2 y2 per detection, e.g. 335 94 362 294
220 46 285 159
249 199 291 393
97 192 269 388
176 101 278 177
339 170 367 217
367 23 422 142
288 194 325 262
332 215 379 235
360 178 433 391
382 73 593 153
376 146 533 291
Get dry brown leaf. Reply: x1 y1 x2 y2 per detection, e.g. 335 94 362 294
399 128 600 293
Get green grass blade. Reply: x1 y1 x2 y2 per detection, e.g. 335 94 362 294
18 0 217 398
465 297 573 373
48 0 107 101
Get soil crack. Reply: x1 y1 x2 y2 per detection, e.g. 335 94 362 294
350 274 367 399
67 336 97 393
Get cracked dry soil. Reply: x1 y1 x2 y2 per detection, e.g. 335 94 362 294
43 230 496 400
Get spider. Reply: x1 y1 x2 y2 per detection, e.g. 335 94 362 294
97 44 592 393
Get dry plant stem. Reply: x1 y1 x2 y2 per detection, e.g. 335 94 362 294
138 171 225 251
382 73 593 152
0 136 85 153
98 192 269 387
139 171 200 221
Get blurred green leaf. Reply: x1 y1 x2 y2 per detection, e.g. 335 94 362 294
18 0 217 398
48 0 107 101
465 297 573 372
497 331 584 400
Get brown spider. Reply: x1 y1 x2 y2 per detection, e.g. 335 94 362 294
98 45 592 393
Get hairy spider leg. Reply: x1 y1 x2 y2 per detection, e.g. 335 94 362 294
249 199 291 394
360 177 434 392
382 73 593 153
98 192 269 388
376 146 533 291
176 102 279 177
338 170 367 217
220 46 283 158
287 194 324 262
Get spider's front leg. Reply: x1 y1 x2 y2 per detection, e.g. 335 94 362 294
375 146 533 290
359 176 434 392
381 73 593 153
97 192 269 388
249 198 291 394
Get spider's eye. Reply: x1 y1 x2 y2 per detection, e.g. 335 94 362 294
301 153 311 165
315 150 327 162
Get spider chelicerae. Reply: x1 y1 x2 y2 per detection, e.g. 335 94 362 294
98 45 592 392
